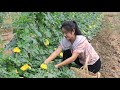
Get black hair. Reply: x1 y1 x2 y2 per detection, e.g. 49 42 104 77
61 20 82 35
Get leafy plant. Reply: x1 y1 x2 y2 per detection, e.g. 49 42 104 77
0 12 103 78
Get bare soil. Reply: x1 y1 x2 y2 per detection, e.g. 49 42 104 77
91 12 120 78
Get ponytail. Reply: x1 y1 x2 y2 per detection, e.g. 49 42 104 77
72 21 82 35
61 20 82 35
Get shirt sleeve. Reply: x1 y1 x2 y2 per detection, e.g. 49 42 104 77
58 37 71 51
73 42 85 54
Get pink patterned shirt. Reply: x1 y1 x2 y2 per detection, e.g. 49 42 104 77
59 35 99 65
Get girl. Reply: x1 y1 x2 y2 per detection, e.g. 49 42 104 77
43 20 101 76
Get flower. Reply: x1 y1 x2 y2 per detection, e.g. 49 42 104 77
93 25 96 28
44 39 49 46
13 47 21 53
97 17 99 19
28 66 31 69
20 77 24 78
40 63 47 70
54 48 57 51
20 64 31 71
15 70 19 74
89 25 92 29
60 52 63 57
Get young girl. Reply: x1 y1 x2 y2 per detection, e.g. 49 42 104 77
43 20 101 75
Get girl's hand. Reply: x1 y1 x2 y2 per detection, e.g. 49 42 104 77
44 60 48 64
83 63 88 69
55 65 59 68
82 63 89 74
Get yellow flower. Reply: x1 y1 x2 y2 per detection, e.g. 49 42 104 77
93 25 96 28
20 64 31 71
28 66 31 69
13 47 21 53
15 70 19 74
89 25 92 29
44 39 49 46
40 63 47 70
54 48 57 51
36 45 38 48
60 52 63 57
20 77 24 78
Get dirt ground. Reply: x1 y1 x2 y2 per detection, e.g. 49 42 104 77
91 12 120 78
0 29 13 55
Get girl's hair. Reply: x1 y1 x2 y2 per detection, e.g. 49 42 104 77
61 20 82 35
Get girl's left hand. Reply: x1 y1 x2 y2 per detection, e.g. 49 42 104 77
83 63 88 69
55 65 59 68
82 63 89 74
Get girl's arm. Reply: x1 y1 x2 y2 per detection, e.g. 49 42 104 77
44 46 62 64
83 55 90 70
85 55 90 65
55 52 79 68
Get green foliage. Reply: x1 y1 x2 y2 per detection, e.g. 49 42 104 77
0 13 4 23
0 12 103 78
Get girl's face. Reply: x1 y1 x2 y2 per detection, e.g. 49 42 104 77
62 28 75 41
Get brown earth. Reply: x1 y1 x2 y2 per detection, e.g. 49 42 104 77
0 14 14 55
91 12 120 78
0 29 13 55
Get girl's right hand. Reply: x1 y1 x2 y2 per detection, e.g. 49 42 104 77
44 60 48 64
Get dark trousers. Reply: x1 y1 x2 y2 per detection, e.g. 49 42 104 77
63 49 101 73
